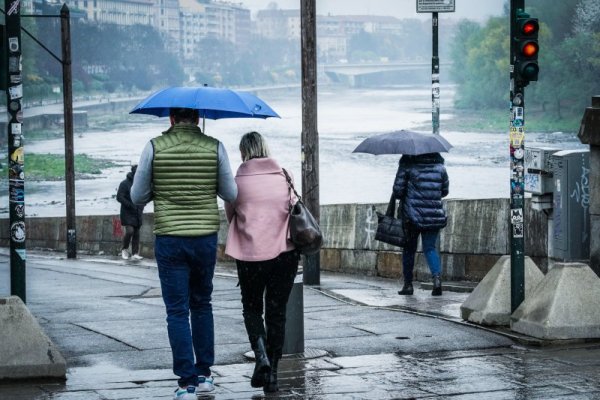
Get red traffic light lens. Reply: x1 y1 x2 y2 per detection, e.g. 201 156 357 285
521 42 539 57
522 21 538 35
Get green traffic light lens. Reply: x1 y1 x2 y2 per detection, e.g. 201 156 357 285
520 62 539 79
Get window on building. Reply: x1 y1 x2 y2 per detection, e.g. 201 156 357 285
84 0 88 7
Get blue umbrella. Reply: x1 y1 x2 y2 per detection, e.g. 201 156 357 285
129 86 280 120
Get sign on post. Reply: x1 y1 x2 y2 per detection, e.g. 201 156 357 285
417 0 455 13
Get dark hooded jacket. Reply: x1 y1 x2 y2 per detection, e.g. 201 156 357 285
392 153 449 231
117 168 144 227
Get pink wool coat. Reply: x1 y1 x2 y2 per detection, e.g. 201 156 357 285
225 157 296 261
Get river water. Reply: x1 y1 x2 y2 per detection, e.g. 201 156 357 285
2 85 585 217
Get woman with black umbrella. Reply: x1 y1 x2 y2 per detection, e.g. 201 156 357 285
393 152 449 296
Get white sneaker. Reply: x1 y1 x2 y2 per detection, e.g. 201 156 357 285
131 254 144 260
121 249 130 260
173 386 196 400
197 375 214 392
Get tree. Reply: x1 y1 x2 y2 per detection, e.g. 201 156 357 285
573 0 600 34
449 19 482 85
452 17 509 109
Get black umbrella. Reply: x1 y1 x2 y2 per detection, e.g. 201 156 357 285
352 130 453 155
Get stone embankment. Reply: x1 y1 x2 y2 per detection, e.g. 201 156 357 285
0 198 547 282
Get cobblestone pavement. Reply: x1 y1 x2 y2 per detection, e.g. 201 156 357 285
1 251 600 399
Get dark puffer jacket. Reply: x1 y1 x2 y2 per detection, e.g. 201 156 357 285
392 153 449 231
117 169 144 228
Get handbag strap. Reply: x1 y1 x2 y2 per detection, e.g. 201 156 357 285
282 168 301 208
385 194 396 217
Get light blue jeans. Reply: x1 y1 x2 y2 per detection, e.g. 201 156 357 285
155 234 217 387
402 228 441 283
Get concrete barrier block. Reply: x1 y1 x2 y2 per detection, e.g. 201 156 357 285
441 199 509 254
376 251 402 279
320 249 342 272
511 262 600 339
321 204 357 249
525 199 549 257
591 215 600 278
216 244 235 264
464 254 503 281
441 253 466 280
0 296 66 380
461 255 544 326
340 250 377 276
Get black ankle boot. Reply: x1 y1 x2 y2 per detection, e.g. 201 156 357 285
263 357 279 393
250 337 271 388
432 275 442 296
398 282 414 295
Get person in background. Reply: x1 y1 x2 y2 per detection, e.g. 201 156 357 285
131 107 237 400
393 152 449 296
225 131 299 393
116 165 144 260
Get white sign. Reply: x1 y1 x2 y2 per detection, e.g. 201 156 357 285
417 0 455 13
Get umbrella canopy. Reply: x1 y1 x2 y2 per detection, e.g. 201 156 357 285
352 130 453 155
129 86 280 119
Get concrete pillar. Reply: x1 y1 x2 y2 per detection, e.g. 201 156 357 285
0 296 66 380
511 262 600 339
578 95 600 276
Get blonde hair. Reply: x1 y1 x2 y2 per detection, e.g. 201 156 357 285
239 131 270 162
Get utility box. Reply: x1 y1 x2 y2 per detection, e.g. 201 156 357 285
525 147 559 195
550 149 590 261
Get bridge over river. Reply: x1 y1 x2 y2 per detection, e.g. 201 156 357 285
323 60 453 86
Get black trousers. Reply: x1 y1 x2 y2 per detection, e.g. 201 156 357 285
236 250 299 359
122 225 140 254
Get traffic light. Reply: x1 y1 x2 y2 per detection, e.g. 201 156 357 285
514 14 539 85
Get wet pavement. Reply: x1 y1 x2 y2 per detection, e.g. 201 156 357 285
2 250 600 399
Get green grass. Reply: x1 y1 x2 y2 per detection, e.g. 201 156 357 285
25 153 117 181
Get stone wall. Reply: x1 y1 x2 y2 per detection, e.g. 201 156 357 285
0 198 549 282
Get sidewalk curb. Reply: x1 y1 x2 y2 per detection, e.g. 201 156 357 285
311 286 599 348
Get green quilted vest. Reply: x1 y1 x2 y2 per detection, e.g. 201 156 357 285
151 124 220 236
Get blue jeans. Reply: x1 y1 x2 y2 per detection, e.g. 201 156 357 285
402 227 441 283
155 234 217 387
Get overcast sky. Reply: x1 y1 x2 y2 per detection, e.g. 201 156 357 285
240 0 505 21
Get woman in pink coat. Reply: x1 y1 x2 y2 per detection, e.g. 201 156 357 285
225 131 298 393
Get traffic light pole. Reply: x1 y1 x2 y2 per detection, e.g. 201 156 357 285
432 12 440 135
510 0 526 312
5 0 26 302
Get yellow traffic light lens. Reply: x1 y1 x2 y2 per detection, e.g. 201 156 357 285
522 42 538 57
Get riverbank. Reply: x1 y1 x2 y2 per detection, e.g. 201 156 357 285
415 108 582 134
2 85 586 217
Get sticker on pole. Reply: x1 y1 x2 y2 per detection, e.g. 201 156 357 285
417 0 455 13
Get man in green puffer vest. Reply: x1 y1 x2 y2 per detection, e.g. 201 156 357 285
131 108 237 400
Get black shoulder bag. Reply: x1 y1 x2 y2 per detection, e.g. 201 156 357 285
282 168 323 255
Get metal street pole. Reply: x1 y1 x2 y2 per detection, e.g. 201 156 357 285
300 0 320 285
510 0 526 312
61 4 76 259
5 0 26 302
432 11 440 135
